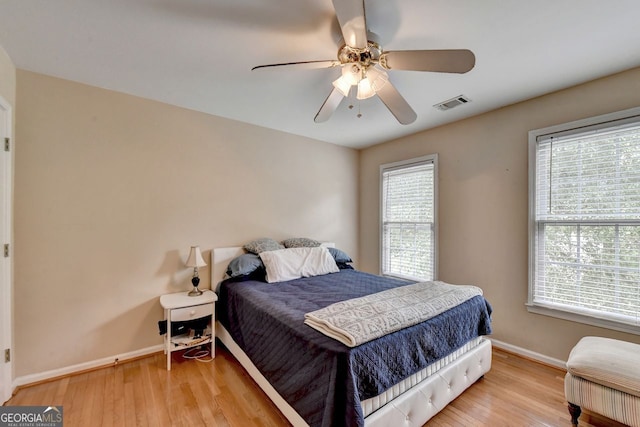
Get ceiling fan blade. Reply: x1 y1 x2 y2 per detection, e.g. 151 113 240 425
314 87 345 123
252 60 340 71
375 82 417 125
380 49 476 74
332 0 368 49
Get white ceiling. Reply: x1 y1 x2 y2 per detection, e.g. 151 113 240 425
1 0 640 149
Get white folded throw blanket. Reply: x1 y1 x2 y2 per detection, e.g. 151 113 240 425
304 281 483 347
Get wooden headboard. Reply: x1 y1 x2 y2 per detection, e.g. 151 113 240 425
211 242 335 292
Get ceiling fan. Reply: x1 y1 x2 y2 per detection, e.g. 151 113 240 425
251 0 476 125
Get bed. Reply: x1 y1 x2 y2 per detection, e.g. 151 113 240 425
211 243 492 427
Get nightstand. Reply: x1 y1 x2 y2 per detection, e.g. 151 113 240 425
160 290 217 370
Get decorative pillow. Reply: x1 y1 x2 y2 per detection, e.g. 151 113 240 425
328 247 353 263
243 237 285 254
226 253 265 278
259 247 339 283
282 237 321 248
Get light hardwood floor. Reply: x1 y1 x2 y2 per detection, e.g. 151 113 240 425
5 343 628 427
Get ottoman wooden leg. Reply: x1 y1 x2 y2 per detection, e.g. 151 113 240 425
568 402 581 426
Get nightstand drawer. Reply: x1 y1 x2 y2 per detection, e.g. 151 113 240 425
170 303 213 322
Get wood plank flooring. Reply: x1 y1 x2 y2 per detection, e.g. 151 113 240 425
5 343 628 426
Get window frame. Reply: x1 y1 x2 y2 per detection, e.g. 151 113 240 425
379 154 438 281
528 106 640 335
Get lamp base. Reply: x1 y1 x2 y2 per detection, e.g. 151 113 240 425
188 275 203 297
188 287 203 297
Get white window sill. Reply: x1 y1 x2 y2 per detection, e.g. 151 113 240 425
525 303 640 336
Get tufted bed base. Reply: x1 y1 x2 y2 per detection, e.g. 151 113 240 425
216 322 492 427
364 338 491 426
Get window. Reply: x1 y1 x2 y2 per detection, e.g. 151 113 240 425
380 155 437 281
528 107 640 333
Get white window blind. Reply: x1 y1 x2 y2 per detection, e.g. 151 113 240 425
381 156 436 281
530 113 640 331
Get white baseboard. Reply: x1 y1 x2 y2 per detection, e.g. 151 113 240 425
13 344 164 389
490 338 566 369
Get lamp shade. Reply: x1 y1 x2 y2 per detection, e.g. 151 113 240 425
185 246 207 268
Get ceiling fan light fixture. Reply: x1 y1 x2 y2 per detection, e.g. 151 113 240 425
332 76 352 97
356 66 389 100
367 66 389 91
356 78 375 100
341 63 363 85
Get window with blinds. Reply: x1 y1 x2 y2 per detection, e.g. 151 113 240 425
380 155 437 281
529 109 640 332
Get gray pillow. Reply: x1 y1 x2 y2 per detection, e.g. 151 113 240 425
226 253 264 277
243 237 284 254
328 247 353 263
282 237 321 248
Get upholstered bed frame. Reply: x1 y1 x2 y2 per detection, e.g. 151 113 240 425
211 246 492 427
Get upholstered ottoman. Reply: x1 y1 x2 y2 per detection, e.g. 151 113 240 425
565 337 640 426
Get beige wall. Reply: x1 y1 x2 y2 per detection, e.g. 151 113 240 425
14 70 358 377
359 67 640 361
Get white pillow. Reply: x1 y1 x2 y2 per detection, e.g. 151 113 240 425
259 246 339 283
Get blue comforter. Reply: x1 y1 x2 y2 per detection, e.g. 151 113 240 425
218 269 492 427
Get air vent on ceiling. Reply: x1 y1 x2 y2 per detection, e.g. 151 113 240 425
433 95 471 111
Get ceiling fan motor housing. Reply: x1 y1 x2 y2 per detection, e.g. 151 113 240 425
337 41 381 68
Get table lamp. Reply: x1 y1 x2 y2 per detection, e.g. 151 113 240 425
185 246 207 296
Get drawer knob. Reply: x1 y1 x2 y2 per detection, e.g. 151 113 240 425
190 310 196 316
